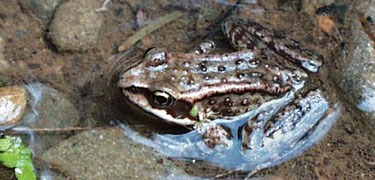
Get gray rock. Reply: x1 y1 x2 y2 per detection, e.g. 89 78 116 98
301 0 335 15
337 1 375 128
19 83 80 156
49 0 103 51
19 0 62 24
40 128 195 179
22 83 79 128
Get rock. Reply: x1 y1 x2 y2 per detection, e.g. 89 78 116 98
0 86 27 125
301 0 335 15
19 0 62 24
40 128 193 179
49 0 103 51
20 83 80 156
23 83 79 129
335 1 375 128
0 34 10 72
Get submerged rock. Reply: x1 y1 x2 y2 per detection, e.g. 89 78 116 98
0 86 27 125
19 0 62 24
49 0 103 51
19 83 80 156
23 83 80 128
336 1 375 128
40 128 194 179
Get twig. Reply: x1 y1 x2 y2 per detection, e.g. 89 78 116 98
95 0 112 12
117 11 185 52
3 126 113 135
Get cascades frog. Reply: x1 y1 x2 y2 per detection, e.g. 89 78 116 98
118 14 340 170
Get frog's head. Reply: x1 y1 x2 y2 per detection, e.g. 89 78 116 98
118 48 198 126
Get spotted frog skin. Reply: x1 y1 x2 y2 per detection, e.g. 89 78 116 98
119 16 324 126
118 15 340 170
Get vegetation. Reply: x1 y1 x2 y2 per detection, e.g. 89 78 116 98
0 136 36 180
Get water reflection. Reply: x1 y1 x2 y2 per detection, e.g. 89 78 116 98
120 91 341 171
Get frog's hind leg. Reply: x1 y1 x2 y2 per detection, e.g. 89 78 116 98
120 89 340 172
222 16 324 72
240 89 340 170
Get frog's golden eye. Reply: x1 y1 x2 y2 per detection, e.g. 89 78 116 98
150 90 175 107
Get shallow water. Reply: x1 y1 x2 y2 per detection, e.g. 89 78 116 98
0 0 374 179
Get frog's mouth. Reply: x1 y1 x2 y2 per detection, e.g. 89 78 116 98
122 87 198 126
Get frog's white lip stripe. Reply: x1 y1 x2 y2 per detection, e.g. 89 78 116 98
123 90 196 126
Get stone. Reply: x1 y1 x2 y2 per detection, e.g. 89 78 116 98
23 83 80 129
20 83 80 156
0 86 27 125
49 0 103 51
335 0 375 128
301 0 335 15
40 128 193 179
19 0 62 24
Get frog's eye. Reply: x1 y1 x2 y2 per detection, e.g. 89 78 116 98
367 16 375 24
150 90 175 107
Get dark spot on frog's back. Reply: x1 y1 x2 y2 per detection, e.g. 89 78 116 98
237 73 245 79
199 61 208 72
218 65 226 72
235 59 244 65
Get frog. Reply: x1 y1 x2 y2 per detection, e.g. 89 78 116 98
117 13 341 171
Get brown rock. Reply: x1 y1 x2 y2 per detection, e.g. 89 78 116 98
49 0 103 51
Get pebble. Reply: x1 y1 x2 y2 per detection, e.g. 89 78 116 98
0 86 27 125
49 0 103 51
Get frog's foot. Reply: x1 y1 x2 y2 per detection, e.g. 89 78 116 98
143 90 340 171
